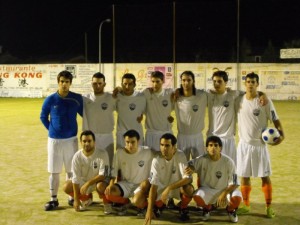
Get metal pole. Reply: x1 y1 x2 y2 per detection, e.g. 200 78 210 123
99 18 111 72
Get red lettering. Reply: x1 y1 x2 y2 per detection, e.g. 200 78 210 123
0 73 9 78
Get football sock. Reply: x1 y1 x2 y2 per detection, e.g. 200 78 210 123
262 184 272 207
106 195 129 205
155 200 164 208
180 194 192 209
227 196 242 211
49 173 60 200
193 195 211 211
241 185 252 206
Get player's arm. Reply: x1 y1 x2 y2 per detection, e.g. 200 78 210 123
80 174 105 195
272 119 285 145
40 99 50 129
72 183 81 211
144 184 158 225
217 184 239 208
257 91 268 106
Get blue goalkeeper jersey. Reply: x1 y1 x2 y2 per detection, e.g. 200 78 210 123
40 91 83 139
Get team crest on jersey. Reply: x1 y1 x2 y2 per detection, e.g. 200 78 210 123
253 108 260 116
162 99 168 107
223 100 229 107
216 171 222 179
172 166 176 174
101 102 108 110
138 160 145 167
192 104 199 112
129 103 136 111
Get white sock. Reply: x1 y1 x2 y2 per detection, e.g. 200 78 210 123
49 173 60 201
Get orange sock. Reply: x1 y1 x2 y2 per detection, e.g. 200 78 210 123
180 194 192 209
100 194 110 204
105 195 129 204
193 195 211 211
241 185 252 206
262 184 272 207
227 196 242 212
155 200 164 208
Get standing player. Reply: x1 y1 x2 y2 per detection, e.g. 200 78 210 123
144 133 193 225
174 70 207 160
104 129 154 216
40 70 83 211
186 135 242 223
115 73 146 148
82 72 116 165
143 71 174 152
235 72 285 218
63 130 110 211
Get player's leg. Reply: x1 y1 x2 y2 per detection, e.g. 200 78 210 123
262 176 275 218
193 187 214 221
226 189 242 223
178 184 194 221
132 179 151 217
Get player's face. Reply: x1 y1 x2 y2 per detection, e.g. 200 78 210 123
58 77 71 95
213 76 227 94
160 138 175 161
92 77 106 95
151 77 163 92
122 78 135 96
181 74 194 91
81 135 95 154
245 78 259 93
124 136 139 153
206 141 221 161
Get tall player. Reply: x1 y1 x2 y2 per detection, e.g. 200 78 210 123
143 71 174 152
174 71 207 160
104 129 154 216
63 130 110 211
235 72 285 218
115 73 146 148
82 72 116 165
40 70 83 211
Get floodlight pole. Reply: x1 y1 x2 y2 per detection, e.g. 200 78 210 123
99 18 111 72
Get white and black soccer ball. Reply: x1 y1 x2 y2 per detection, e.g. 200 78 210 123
262 127 280 144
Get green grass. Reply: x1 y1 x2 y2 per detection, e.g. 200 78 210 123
0 98 300 225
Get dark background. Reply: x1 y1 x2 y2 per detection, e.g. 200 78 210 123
1 0 299 63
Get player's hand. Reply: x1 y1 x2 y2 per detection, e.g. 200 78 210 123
167 115 174 123
161 187 170 204
147 87 154 93
73 199 81 212
80 183 89 195
137 114 143 123
216 192 228 208
184 165 194 176
104 184 113 195
171 88 180 102
112 86 122 98
270 134 284 146
144 210 155 225
259 94 268 106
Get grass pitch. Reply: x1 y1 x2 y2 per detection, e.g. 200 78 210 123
0 98 299 225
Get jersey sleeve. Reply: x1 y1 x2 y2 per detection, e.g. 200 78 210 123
71 153 82 184
40 97 51 130
148 157 160 185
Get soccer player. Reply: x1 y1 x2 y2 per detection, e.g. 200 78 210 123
144 133 193 225
63 130 110 211
174 70 207 160
115 73 146 148
235 72 285 218
187 135 242 223
40 70 83 211
82 72 116 165
143 71 174 152
104 129 154 216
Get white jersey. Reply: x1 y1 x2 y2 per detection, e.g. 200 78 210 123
143 88 174 132
236 95 279 145
189 153 239 190
82 93 116 134
175 89 207 135
207 90 241 138
111 146 154 185
116 91 146 139
71 149 110 185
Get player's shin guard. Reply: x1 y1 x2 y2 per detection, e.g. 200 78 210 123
262 184 272 207
241 185 252 206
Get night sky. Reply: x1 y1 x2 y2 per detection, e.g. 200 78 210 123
1 0 299 63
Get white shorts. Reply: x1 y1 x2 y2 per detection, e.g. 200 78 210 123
219 136 237 165
116 181 140 198
78 181 96 194
194 186 242 205
177 133 204 160
95 133 114 165
145 130 173 152
47 136 78 173
236 140 272 177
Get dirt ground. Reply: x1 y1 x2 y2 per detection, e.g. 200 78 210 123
0 98 299 225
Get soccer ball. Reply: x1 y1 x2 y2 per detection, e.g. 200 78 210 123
262 127 280 144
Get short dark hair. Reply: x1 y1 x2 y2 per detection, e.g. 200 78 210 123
151 71 164 81
246 72 259 83
212 70 228 82
122 73 136 85
92 72 105 82
206 135 222 147
80 130 95 141
160 133 177 146
57 70 73 83
123 129 140 141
